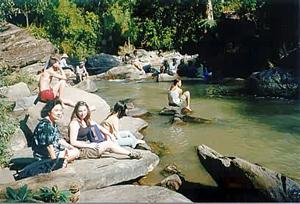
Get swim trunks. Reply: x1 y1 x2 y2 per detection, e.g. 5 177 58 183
39 88 55 102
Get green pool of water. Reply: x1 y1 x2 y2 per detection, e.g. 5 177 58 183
95 80 300 185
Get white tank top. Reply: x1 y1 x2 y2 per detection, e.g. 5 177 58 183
168 89 181 105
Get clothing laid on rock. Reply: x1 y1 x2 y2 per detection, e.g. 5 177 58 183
39 88 55 102
31 118 65 160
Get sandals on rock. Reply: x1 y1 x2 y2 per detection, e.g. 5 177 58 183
129 151 142 159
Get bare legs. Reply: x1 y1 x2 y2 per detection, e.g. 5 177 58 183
96 141 131 155
52 80 76 107
182 91 192 111
96 141 141 159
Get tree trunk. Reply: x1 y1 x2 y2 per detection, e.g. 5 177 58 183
206 0 214 21
25 12 29 27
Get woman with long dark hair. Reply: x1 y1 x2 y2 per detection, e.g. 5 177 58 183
102 102 145 148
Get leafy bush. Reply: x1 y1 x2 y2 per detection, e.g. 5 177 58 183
5 185 36 203
0 67 36 88
0 100 16 167
5 185 72 203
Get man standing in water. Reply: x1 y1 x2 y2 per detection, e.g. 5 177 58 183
39 56 75 107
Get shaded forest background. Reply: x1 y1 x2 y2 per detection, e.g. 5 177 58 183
0 0 299 77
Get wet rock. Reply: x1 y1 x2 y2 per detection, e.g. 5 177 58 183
126 107 150 118
247 67 298 99
73 79 98 93
161 164 183 177
79 185 192 202
148 141 170 157
197 144 300 202
0 82 31 101
0 22 54 71
159 106 181 116
160 174 183 191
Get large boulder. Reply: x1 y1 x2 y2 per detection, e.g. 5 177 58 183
197 144 300 202
0 82 31 101
0 22 54 71
96 64 148 80
86 53 122 75
0 149 159 193
246 67 298 98
26 86 110 139
73 79 98 93
79 185 192 202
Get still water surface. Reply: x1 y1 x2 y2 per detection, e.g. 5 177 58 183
95 80 300 185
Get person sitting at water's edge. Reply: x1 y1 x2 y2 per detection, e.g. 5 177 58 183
38 55 75 107
68 101 142 159
102 101 146 148
76 61 89 82
31 99 80 165
168 79 192 111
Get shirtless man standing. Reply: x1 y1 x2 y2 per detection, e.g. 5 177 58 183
39 56 75 107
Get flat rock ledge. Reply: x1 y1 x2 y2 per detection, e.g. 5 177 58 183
79 185 192 202
0 149 159 194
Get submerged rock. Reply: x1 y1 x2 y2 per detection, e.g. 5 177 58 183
79 185 191 202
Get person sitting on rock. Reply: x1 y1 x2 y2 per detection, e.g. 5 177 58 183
68 101 142 159
59 53 74 72
167 58 179 76
168 79 192 111
131 50 146 74
101 101 145 148
76 61 89 82
31 99 80 165
39 55 75 107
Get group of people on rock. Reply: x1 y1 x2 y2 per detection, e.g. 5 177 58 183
36 52 192 165
34 53 143 169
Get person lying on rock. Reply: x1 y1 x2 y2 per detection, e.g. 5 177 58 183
168 79 192 111
131 50 146 74
31 99 80 167
68 101 142 159
39 55 75 107
101 101 145 148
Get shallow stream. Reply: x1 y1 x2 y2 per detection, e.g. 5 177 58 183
95 80 300 185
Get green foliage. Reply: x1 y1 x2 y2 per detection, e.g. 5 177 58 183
43 0 99 59
5 185 72 203
0 68 36 87
26 24 49 39
34 186 71 203
5 185 36 203
0 100 16 167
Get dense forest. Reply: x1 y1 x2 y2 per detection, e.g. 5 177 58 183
0 0 299 77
